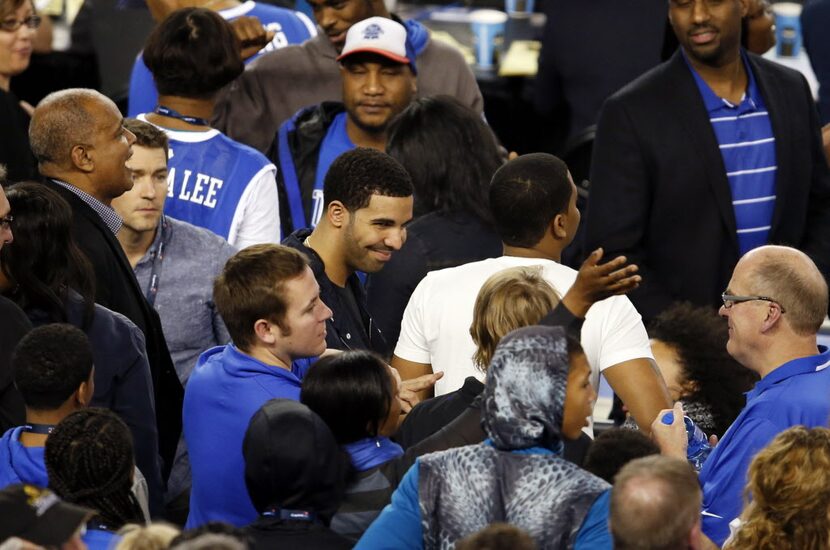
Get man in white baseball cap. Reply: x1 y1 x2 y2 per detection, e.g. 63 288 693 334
271 16 417 235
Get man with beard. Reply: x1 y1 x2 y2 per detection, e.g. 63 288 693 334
282 147 413 358
271 16 415 236
585 0 830 322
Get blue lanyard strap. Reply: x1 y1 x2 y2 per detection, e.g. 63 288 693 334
144 217 170 308
154 105 211 127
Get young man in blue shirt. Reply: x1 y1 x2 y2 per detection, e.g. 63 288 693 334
653 245 830 546
183 244 333 528
0 324 94 490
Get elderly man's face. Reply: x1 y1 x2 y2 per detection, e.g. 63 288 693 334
85 97 136 201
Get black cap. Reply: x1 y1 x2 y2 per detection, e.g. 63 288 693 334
243 399 351 519
0 484 93 545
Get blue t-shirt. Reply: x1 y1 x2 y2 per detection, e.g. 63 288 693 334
83 529 121 550
309 112 355 227
699 346 830 545
127 1 316 117
137 117 276 244
184 344 313 528
0 426 47 489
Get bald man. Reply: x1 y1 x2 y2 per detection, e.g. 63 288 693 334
29 89 183 513
610 456 703 550
653 245 830 546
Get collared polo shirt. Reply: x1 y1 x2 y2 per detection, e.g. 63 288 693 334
686 51 777 256
698 346 830 545
52 179 123 234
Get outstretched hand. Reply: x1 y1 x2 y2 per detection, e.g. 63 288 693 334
231 16 276 61
561 248 641 318
396 370 444 413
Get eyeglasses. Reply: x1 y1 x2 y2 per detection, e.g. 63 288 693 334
0 14 42 32
721 292 786 313
0 215 13 230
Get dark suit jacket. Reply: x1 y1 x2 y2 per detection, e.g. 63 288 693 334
585 50 830 321
44 180 184 487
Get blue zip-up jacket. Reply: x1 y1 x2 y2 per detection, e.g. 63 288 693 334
0 426 47 489
184 344 312 528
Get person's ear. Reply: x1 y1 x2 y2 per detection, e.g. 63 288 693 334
76 382 91 408
760 302 784 333
327 200 348 229
70 144 94 173
738 0 750 18
551 213 567 239
253 318 278 345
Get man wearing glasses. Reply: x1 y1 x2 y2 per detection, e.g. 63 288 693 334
652 245 830 546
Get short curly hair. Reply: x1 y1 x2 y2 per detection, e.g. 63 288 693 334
648 302 758 437
12 323 93 411
323 147 413 211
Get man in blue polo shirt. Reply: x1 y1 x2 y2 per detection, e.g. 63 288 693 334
585 0 830 322
652 245 830 546
183 244 333 527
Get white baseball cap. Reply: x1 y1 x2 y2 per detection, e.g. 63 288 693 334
337 17 417 74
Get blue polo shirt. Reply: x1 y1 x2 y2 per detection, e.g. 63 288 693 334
686 51 777 256
699 346 830 545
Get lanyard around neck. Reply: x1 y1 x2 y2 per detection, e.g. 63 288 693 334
154 105 211 127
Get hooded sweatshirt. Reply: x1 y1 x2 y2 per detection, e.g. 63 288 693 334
184 345 313 528
0 426 47 489
243 399 352 549
356 327 612 550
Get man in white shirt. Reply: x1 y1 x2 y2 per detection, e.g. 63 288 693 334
393 153 671 431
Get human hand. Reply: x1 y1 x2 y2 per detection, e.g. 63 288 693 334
397 371 444 413
231 16 275 61
561 248 641 318
650 402 688 460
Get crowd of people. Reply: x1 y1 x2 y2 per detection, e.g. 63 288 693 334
2 0 830 548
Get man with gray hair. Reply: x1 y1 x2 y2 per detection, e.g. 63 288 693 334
653 245 830 546
29 89 184 513
610 455 703 550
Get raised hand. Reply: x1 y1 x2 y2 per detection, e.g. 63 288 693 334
561 247 641 318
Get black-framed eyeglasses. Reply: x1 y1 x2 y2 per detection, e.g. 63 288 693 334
0 215 12 230
0 14 42 32
721 293 786 313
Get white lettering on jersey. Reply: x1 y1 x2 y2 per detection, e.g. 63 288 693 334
310 188 324 227
260 22 288 54
170 167 225 210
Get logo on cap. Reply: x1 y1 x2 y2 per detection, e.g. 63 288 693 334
363 23 384 40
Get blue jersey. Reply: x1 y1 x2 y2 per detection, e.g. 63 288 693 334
139 116 277 244
310 112 355 226
128 1 316 117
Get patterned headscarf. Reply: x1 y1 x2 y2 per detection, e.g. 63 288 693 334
482 325 569 452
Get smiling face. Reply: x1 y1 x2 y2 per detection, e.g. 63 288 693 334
0 0 35 87
719 257 769 366
341 193 413 274
561 352 596 440
308 0 381 52
111 145 168 234
341 55 416 136
669 0 748 67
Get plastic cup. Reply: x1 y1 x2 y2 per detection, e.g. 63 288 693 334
504 0 535 17
470 9 508 69
772 2 802 57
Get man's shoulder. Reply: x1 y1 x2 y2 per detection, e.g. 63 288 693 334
206 132 274 169
167 216 236 255
747 52 809 90
606 54 682 106
246 32 332 72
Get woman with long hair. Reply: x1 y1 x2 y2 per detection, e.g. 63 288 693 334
0 182 162 512
725 426 830 550
366 96 504 347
